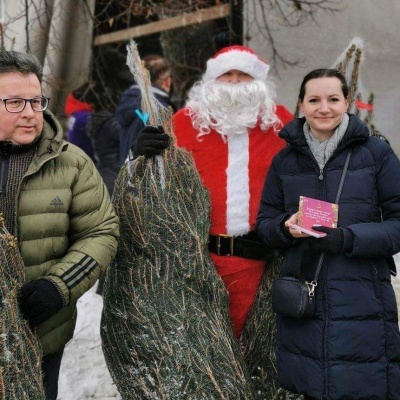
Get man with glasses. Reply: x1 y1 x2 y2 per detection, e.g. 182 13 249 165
1 96 49 112
0 50 119 399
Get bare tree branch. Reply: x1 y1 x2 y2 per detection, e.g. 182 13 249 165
24 0 30 52
244 0 344 74
1 0 344 108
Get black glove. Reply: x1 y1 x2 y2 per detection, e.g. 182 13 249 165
19 279 63 327
307 226 345 254
132 125 170 158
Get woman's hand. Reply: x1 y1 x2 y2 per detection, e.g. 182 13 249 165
284 212 312 239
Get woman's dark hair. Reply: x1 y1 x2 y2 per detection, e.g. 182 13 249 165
298 68 349 102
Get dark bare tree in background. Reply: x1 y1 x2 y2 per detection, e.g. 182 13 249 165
0 0 343 110
92 0 343 106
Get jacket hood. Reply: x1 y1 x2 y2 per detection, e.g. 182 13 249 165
279 114 370 150
64 92 94 116
35 109 66 158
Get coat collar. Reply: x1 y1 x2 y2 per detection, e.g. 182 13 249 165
36 109 65 155
28 109 67 173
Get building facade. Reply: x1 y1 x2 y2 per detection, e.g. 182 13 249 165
246 0 400 153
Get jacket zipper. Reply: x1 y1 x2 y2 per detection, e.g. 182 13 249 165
288 134 361 398
371 263 381 298
13 144 60 239
0 158 5 195
323 258 329 398
291 136 360 182
0 156 11 196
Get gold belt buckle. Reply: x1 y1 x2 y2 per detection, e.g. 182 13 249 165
217 234 234 256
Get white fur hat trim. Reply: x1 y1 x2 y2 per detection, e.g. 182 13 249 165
204 45 269 82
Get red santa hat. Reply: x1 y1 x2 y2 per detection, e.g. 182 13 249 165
204 45 269 82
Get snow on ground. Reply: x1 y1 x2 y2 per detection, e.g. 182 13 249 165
58 283 121 400
58 264 400 400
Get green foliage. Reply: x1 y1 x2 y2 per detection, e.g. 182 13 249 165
101 136 255 398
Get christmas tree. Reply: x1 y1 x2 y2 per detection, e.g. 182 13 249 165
0 215 45 399
101 41 254 399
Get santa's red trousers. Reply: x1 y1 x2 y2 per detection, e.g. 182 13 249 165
211 254 265 338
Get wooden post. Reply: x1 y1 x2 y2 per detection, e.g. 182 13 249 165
93 4 230 46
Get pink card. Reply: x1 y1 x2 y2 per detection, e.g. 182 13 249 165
290 196 338 238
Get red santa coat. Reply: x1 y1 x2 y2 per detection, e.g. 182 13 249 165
172 105 293 337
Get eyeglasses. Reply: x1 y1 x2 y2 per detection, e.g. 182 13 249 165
0 96 50 113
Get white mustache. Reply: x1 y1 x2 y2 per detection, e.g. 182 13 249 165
186 80 278 138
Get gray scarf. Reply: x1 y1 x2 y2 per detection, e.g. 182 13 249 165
304 113 349 171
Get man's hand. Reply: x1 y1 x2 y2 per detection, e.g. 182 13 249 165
19 279 63 327
132 125 170 158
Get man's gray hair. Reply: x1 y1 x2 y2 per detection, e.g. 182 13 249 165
0 51 43 82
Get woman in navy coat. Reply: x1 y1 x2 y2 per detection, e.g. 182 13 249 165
256 68 400 399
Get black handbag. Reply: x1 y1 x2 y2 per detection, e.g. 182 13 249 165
271 276 317 318
272 149 352 319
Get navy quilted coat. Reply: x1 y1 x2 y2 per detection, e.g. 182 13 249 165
256 115 400 399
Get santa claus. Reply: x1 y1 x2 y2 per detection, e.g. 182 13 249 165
172 45 293 338
133 45 293 338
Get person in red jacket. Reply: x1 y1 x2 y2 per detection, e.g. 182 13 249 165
64 82 97 163
134 45 292 338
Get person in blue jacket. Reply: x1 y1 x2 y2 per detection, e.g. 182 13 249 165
115 54 176 165
256 68 400 399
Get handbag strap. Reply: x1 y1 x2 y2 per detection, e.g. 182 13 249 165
308 148 352 294
334 148 352 204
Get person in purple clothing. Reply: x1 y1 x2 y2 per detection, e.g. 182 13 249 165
64 82 97 163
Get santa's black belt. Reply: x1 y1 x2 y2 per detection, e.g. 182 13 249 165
208 233 271 261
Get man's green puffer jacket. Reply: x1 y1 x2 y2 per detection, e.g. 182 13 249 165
16 110 119 355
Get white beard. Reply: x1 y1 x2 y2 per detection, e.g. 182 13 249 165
186 79 279 139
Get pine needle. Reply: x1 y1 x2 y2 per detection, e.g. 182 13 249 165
101 40 254 399
0 215 45 399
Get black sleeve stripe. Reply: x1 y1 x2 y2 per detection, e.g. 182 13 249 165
60 255 93 281
60 255 99 289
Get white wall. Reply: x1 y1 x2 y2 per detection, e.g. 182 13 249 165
3 0 95 114
246 0 400 154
